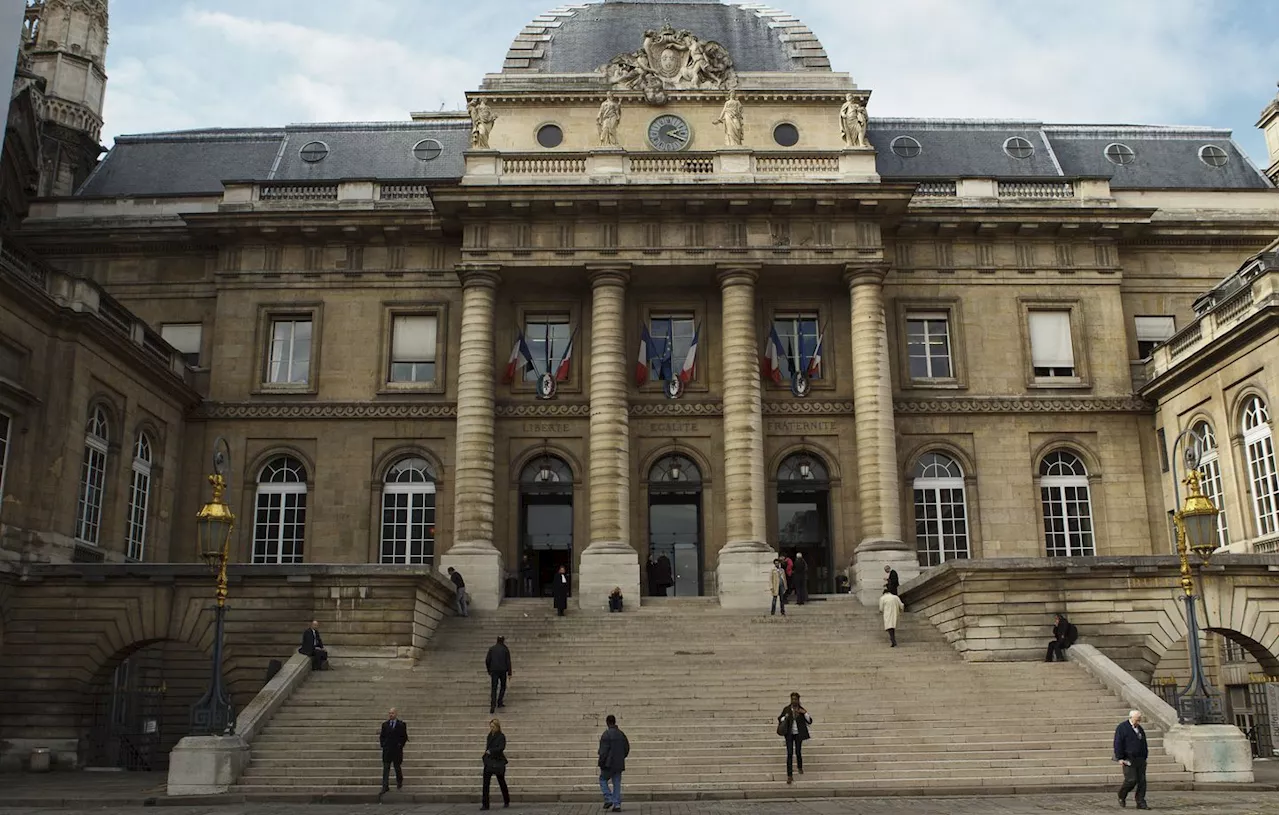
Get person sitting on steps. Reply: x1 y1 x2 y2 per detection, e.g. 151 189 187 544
608 586 624 612
1045 613 1078 662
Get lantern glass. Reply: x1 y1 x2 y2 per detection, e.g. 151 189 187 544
799 462 812 480
197 513 233 568
1182 511 1218 557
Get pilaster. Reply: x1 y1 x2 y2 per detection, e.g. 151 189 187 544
579 266 639 610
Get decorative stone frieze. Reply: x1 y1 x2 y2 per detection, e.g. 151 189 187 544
894 397 1153 414
193 402 458 420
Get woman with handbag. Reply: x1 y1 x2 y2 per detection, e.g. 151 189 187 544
481 718 510 809
776 692 812 784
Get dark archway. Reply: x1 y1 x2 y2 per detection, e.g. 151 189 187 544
776 452 833 594
518 453 573 597
647 452 703 597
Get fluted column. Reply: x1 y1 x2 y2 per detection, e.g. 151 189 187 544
845 265 915 604
578 266 639 610
440 265 504 610
715 266 775 608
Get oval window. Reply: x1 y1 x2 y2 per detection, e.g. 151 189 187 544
536 124 564 149
299 141 329 163
412 139 443 161
772 123 800 147
891 136 921 158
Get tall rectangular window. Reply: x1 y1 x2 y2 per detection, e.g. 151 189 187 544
125 434 153 562
648 313 696 381
160 323 203 368
1029 310 1075 378
524 313 571 381
389 315 437 383
267 318 312 384
906 314 952 379
1135 315 1176 359
0 412 9 507
772 312 821 378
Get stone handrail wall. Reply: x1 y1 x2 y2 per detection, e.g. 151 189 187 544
0 564 458 770
900 556 1279 679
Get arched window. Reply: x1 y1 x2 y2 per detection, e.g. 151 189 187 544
75 406 110 545
1039 450 1094 557
777 453 829 486
912 452 970 566
125 433 152 561
253 456 307 564
1191 422 1229 549
649 453 702 486
380 456 437 564
1241 396 1278 537
520 455 573 488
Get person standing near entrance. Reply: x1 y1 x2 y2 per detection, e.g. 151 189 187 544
655 554 673 596
776 692 811 784
597 713 629 812
878 588 905 647
378 707 409 794
769 559 787 616
792 552 808 605
884 564 900 595
481 717 510 810
1114 710 1150 809
447 567 469 617
485 636 512 714
782 554 796 601
551 565 570 616
520 554 536 598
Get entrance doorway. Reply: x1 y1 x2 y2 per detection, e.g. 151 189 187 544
518 454 573 598
776 452 833 595
647 453 703 596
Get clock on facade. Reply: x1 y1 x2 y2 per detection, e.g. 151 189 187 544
647 114 691 152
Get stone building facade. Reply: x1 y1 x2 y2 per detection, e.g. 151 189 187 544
1 0 1277 612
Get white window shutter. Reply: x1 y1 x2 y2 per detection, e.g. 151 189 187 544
160 323 202 355
1029 311 1074 368
1134 316 1176 342
392 316 437 362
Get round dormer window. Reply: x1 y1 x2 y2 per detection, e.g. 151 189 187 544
890 136 921 158
1104 143 1135 165
299 141 329 163
1003 136 1034 159
536 124 564 149
413 139 443 161
1198 144 1228 168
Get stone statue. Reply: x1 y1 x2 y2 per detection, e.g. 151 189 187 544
597 92 622 147
840 93 869 149
468 99 497 149
602 23 736 105
712 90 744 147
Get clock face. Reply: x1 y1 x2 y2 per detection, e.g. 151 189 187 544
648 115 691 152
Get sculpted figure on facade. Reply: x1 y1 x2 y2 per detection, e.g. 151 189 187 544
603 23 736 105
712 90 744 147
468 99 497 149
597 92 622 147
840 93 870 149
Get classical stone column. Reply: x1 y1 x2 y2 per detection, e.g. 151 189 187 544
579 266 640 610
845 265 917 604
439 265 503 610
715 266 775 608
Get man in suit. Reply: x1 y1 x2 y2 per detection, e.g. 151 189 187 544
597 713 630 812
1113 709 1149 809
379 707 409 794
1045 613 1079 662
792 552 808 605
298 619 328 671
884 564 900 595
485 635 512 714
446 567 469 617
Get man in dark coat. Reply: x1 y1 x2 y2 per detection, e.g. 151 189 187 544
1045 613 1079 662
552 565 570 616
446 567 469 617
298 619 328 670
597 714 629 812
485 636 513 714
1113 710 1150 809
884 564 900 595
379 707 409 794
793 552 808 605
520 554 536 597
777 691 813 784
655 555 673 596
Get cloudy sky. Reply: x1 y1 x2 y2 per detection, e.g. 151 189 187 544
104 0 1278 164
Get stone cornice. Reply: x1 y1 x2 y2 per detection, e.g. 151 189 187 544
192 402 458 420
496 403 590 418
894 396 1152 414
630 402 724 417
763 401 854 415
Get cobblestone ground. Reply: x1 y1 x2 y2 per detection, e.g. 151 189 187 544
0 794 1277 815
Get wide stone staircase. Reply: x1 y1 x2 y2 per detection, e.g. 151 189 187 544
234 596 1192 801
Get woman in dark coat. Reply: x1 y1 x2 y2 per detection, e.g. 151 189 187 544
481 718 509 809
777 691 812 784
551 565 570 616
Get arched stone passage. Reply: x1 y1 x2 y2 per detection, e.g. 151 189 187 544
1143 577 1279 680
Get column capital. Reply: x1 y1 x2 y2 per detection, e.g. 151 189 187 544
843 264 889 288
586 264 630 288
456 264 501 289
716 264 760 288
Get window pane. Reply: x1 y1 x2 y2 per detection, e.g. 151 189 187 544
160 323 202 367
391 316 437 363
524 315 571 381
1029 311 1074 370
649 314 695 381
268 319 312 385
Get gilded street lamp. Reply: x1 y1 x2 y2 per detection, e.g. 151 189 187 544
190 438 237 736
1168 428 1226 726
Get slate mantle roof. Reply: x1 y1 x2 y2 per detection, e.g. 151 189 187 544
501 1 831 74
75 118 1272 199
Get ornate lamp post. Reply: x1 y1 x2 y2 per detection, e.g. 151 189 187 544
190 438 237 736
1169 428 1226 726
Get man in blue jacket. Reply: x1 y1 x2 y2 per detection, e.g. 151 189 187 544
1113 709 1149 809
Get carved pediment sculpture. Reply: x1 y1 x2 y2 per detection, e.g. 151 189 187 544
602 24 736 105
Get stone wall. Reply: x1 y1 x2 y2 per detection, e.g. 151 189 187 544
900 555 1279 680
0 564 455 770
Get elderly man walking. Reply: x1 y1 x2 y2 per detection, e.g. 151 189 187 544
878 588 905 647
1114 710 1150 809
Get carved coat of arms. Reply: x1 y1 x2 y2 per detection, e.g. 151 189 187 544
603 24 736 105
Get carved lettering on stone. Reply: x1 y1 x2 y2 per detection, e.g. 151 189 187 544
602 24 736 105
767 420 838 434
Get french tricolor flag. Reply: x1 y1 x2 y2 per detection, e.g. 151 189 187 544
503 331 528 384
761 326 786 385
806 327 824 377
636 325 657 386
554 327 577 382
678 322 701 383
